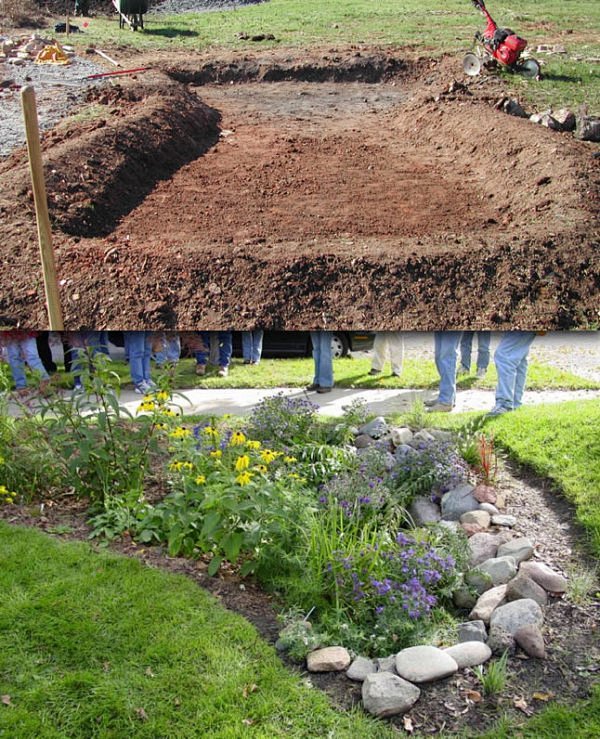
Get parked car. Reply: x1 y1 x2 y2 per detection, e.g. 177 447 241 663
231 331 374 359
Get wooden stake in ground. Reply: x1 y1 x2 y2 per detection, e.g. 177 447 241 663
20 85 64 330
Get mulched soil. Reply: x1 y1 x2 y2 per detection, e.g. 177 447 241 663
1 458 598 735
0 47 598 330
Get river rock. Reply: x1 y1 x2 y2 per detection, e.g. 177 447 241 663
489 599 544 637
391 427 413 446
462 523 487 537
441 484 479 521
465 568 493 595
514 624 546 658
492 514 517 528
354 434 375 449
428 429 453 442
506 575 548 606
376 655 398 674
409 496 441 526
487 625 516 655
453 585 478 610
395 646 458 683
478 556 518 586
361 672 421 718
458 620 487 643
359 416 388 439
469 532 500 566
497 537 534 564
473 484 497 504
461 510 491 528
444 641 492 669
519 561 568 593
395 443 419 462
347 656 377 681
306 646 351 672
554 108 576 131
479 502 500 516
410 430 436 447
469 584 508 623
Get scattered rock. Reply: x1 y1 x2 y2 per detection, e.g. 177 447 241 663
506 574 548 607
462 522 487 537
395 646 458 683
465 568 494 594
503 98 528 118
497 537 534 564
469 584 508 623
489 598 544 637
514 623 546 659
354 433 376 449
479 502 500 516
539 113 562 131
347 656 377 682
491 514 517 528
361 672 421 718
460 510 491 528
395 444 419 462
575 115 600 142
487 625 516 655
473 484 497 505
478 555 518 586
458 620 487 643
428 429 453 442
306 646 351 672
453 585 479 610
441 484 479 521
554 108 576 132
519 561 568 593
409 496 441 526
469 532 501 566
376 655 398 674
358 417 388 439
390 427 413 446
444 641 492 669
410 429 436 446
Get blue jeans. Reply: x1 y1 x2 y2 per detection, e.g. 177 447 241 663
124 331 152 387
5 337 49 389
310 331 333 388
434 331 462 405
242 330 264 363
460 331 491 371
195 332 232 367
153 333 181 366
494 332 536 411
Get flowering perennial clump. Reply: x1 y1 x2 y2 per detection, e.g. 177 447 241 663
247 392 319 445
392 438 471 497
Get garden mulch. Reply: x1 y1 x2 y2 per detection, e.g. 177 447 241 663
1 457 598 735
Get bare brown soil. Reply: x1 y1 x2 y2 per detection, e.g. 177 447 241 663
1 459 598 735
0 48 598 329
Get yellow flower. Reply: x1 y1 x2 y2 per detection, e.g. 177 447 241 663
160 408 177 417
235 455 250 472
235 471 253 486
155 390 169 403
260 449 277 464
253 464 268 474
210 450 222 459
169 461 193 472
169 427 192 439
284 456 297 463
195 474 206 485
202 426 218 437
136 400 156 413
230 431 246 446
155 423 168 431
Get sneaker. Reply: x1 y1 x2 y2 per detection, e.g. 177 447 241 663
195 364 206 376
457 365 470 377
487 405 510 417
217 366 229 377
391 371 401 377
424 397 439 407
426 402 454 413
306 383 320 392
243 359 252 365
475 367 487 379
369 368 381 376
134 381 152 395
316 386 333 394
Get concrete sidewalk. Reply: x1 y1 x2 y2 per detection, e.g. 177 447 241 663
114 385 600 418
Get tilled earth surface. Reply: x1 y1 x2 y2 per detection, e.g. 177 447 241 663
1 459 598 735
0 47 599 329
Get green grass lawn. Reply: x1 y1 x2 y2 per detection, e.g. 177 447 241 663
60 0 600 112
50 357 600 392
0 522 394 738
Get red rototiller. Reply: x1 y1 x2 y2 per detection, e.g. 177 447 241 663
463 0 541 79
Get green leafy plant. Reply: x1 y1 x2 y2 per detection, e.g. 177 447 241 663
475 650 509 696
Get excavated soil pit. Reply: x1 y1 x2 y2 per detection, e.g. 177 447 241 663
0 50 598 329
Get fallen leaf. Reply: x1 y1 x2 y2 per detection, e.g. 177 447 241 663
403 715 414 733
135 707 148 721
513 697 533 715
532 691 555 702
145 667 155 678
463 689 482 703
1 695 11 706
242 718 254 726
242 683 258 698
102 661 111 672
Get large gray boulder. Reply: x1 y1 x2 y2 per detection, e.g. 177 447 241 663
468 532 501 566
489 598 544 637
519 561 568 593
361 672 421 717
477 556 518 586
395 646 458 683
409 496 441 526
506 575 548 607
306 646 351 672
497 537 534 564
441 484 479 521
444 641 492 669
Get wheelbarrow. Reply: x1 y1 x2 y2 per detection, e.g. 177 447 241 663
113 0 148 31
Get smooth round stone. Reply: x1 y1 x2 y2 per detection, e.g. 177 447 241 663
306 646 351 672
514 624 546 659
478 555 518 586
489 598 544 637
506 574 548 606
497 537 534 564
444 641 492 669
461 510 491 528
458 620 487 643
362 672 421 718
395 645 458 683
492 514 517 528
519 561 568 593
347 656 377 682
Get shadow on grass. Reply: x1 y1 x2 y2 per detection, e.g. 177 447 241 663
143 28 199 38
539 72 582 83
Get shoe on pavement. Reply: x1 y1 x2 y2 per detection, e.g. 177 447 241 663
476 367 487 379
134 382 152 395
217 366 229 377
487 405 511 417
426 402 454 413
457 365 470 377
316 386 333 394
306 383 320 392
195 364 206 376
369 368 381 376
424 397 439 407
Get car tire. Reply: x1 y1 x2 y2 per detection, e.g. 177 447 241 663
331 333 349 358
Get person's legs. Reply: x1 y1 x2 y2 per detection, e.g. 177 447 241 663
21 337 50 383
194 332 211 373
217 332 232 369
388 332 404 376
370 333 387 373
250 330 263 364
315 331 333 389
124 332 148 389
5 342 27 389
459 331 473 373
434 331 461 406
36 333 57 374
310 331 321 387
493 332 535 412
241 332 253 363
476 331 491 373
